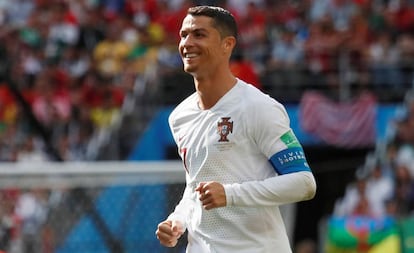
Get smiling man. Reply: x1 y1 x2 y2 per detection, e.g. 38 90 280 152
155 5 317 253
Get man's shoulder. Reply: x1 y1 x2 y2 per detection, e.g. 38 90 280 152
237 79 283 108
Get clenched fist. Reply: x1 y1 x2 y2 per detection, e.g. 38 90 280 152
196 181 227 210
155 220 184 247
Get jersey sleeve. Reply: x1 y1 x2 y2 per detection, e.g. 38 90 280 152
250 98 292 159
251 98 310 175
167 179 194 230
224 171 316 207
223 96 316 207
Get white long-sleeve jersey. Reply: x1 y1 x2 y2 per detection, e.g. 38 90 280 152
167 79 316 253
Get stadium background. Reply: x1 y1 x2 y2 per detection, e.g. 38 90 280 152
0 0 413 252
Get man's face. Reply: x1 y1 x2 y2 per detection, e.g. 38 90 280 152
178 15 226 76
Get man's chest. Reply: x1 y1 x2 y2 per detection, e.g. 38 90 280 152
175 111 251 172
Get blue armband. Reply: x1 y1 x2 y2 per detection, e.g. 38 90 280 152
269 147 311 175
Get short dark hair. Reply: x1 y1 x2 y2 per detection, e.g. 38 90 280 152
187 6 238 40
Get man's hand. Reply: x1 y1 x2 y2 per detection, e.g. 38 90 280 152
196 181 226 210
155 220 184 247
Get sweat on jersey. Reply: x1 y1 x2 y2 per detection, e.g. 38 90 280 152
167 78 316 253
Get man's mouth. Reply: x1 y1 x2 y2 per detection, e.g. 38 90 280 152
184 53 199 59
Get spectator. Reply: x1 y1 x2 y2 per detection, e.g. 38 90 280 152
90 89 121 129
124 0 159 28
343 9 371 88
93 18 131 77
393 99 414 178
309 0 358 31
303 16 346 88
268 27 304 69
385 0 414 34
31 70 71 128
391 164 414 217
44 2 79 61
126 27 161 76
81 72 124 110
60 46 90 80
1 0 34 27
226 0 264 17
267 26 305 88
75 7 105 52
14 189 49 253
153 0 192 44
333 175 374 216
16 135 48 162
0 189 20 253
334 153 395 218
236 1 268 69
395 143 414 178
69 114 95 161
0 84 17 128
366 31 402 89
396 33 414 88
365 161 394 217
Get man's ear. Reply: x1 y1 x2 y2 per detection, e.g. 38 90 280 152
223 36 236 53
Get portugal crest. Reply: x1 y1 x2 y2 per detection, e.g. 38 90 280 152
217 117 233 142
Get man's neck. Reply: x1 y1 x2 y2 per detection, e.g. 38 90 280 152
194 73 237 110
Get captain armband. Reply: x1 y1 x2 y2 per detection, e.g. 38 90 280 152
269 146 311 175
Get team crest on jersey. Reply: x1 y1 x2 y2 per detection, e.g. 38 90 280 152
217 117 233 142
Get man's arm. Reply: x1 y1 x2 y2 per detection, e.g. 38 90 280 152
195 170 316 209
166 182 194 228
224 170 316 207
156 182 193 246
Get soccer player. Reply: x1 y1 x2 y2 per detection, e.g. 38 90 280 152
155 5 317 253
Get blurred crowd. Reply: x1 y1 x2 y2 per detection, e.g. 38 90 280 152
326 93 414 252
0 0 412 252
334 93 414 219
0 0 413 162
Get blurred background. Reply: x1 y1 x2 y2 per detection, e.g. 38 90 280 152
0 0 413 252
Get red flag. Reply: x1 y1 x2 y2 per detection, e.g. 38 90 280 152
299 91 377 147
